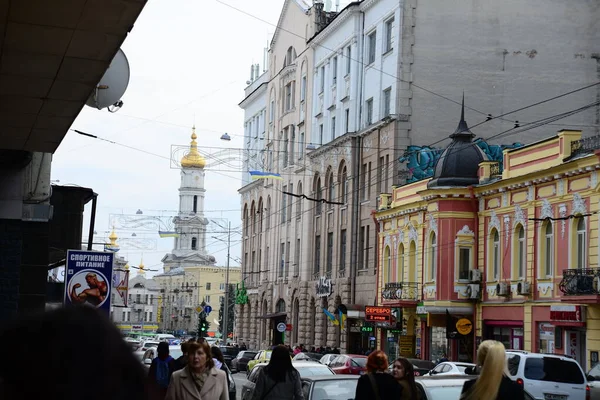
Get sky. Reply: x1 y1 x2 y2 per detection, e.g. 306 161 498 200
51 0 316 277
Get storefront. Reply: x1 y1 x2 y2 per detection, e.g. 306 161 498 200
482 306 525 350
346 305 368 354
549 305 586 366
419 305 473 362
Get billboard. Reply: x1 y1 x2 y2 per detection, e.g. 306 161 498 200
64 250 114 314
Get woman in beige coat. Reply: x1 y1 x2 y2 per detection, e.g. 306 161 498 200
166 340 229 400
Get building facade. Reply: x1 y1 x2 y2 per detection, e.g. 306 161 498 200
155 129 240 336
112 267 161 333
375 123 600 370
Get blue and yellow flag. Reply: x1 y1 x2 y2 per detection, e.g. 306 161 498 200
338 309 347 330
159 231 180 238
323 308 339 326
249 170 283 180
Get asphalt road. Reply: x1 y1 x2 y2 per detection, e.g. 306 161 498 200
232 370 249 400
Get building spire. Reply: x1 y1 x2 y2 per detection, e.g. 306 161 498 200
451 92 474 138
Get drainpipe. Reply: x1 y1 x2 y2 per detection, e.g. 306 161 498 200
350 135 362 305
468 185 479 363
356 11 365 129
372 210 380 306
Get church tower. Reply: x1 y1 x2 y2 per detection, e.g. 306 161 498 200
162 127 216 271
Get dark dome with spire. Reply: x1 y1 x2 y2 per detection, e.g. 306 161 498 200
427 95 488 188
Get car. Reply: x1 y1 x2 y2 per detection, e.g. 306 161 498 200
415 374 476 399
219 345 240 368
231 350 258 373
329 354 368 375
139 340 160 351
424 362 476 376
506 350 589 400
319 353 339 366
141 345 183 372
301 375 360 400
241 361 335 400
247 350 272 374
586 363 600 399
293 352 324 362
388 358 437 377
221 362 236 400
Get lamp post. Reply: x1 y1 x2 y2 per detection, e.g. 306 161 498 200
212 221 231 342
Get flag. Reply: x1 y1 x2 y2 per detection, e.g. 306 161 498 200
249 170 283 180
104 244 120 252
338 308 347 330
159 231 180 238
323 308 339 326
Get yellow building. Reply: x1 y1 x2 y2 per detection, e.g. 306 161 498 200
376 125 600 370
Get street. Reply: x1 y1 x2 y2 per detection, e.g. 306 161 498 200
232 371 249 400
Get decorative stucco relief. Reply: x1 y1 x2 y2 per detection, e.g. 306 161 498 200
540 199 553 220
559 203 567 238
489 211 500 234
514 205 526 228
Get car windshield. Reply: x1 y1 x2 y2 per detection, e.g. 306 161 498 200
220 347 238 356
170 349 183 359
410 359 436 369
265 352 272 359
297 366 335 377
243 352 258 359
422 386 464 399
524 357 584 384
312 380 359 400
456 365 472 373
351 358 367 367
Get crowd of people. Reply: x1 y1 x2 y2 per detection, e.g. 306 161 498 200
0 306 525 400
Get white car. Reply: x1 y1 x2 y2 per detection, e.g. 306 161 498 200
425 362 476 376
506 350 588 400
320 353 339 366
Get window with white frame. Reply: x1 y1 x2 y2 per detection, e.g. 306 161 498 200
385 245 392 283
458 247 471 281
331 116 336 140
319 124 324 145
383 87 392 116
346 46 351 75
398 243 405 281
290 125 295 162
366 98 373 125
269 100 274 123
320 66 325 93
515 225 526 279
299 131 305 159
542 221 553 277
576 217 586 269
281 185 287 223
332 57 337 85
384 17 394 53
301 75 307 102
429 232 437 281
368 30 377 64
345 109 350 133
490 229 500 281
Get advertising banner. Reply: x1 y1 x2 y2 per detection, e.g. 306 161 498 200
64 250 114 314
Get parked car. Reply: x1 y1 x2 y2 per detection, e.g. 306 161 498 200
389 358 437 377
329 354 368 375
241 361 335 400
319 353 339 367
424 362 476 376
222 362 236 400
506 350 589 400
140 345 183 372
219 345 240 368
586 362 600 399
231 350 258 373
293 352 324 362
247 350 272 374
301 375 360 400
415 374 476 400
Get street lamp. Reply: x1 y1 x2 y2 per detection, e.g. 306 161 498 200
211 220 231 342
220 132 231 141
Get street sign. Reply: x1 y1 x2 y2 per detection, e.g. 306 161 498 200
286 324 292 331
204 305 213 314
276 322 286 333
195 306 203 313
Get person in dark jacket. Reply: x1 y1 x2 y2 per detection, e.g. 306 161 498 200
460 340 524 400
355 350 403 400
211 346 235 400
251 345 303 400
149 342 175 399
171 340 192 373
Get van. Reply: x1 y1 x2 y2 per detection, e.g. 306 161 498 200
153 333 176 342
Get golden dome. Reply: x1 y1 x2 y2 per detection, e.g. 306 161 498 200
138 259 146 275
106 228 119 251
124 263 130 270
180 126 206 169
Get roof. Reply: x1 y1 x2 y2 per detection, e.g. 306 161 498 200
271 0 311 49
154 266 185 277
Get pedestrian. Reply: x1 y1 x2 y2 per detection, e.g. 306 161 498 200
438 353 449 363
251 345 304 400
149 342 175 399
171 340 193 373
355 350 403 400
211 346 235 400
460 340 524 400
391 357 418 400
166 340 228 400
240 342 247 350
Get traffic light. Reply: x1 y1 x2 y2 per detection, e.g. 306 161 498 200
198 311 209 338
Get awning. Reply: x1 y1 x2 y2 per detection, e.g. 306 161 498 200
344 304 366 319
258 312 287 319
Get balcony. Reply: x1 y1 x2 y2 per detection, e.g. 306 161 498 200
559 268 600 303
570 134 600 158
381 282 420 305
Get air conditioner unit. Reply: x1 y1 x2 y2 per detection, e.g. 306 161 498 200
469 269 482 283
517 281 531 296
496 282 509 297
465 284 480 300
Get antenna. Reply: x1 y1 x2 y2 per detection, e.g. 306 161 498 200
250 64 254 81
325 0 332 12
86 48 130 111
335 0 339 11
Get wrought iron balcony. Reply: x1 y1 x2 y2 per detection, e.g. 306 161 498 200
571 134 600 158
489 162 501 177
381 282 420 302
559 268 600 295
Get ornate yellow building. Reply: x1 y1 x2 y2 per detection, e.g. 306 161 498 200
376 126 600 370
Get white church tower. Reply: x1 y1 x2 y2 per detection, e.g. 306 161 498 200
162 127 216 272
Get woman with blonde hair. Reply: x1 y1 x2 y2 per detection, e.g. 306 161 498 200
460 340 524 400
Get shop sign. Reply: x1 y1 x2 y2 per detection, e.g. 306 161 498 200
416 303 427 317
539 323 555 338
365 306 392 323
316 276 333 297
456 318 473 335
399 335 414 357
361 326 373 333
550 305 584 322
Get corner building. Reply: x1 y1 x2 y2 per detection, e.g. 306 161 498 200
376 119 600 370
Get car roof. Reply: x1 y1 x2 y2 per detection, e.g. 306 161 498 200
416 374 476 387
254 361 328 368
302 375 360 382
506 351 577 361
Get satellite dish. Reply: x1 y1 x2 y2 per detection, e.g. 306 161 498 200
86 48 130 111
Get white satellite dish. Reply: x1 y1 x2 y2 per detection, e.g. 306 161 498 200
86 48 130 111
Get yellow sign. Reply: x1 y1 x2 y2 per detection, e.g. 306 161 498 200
157 295 163 323
456 318 473 335
196 306 203 313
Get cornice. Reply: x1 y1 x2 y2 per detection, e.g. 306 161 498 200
308 132 356 159
238 82 268 108
310 6 361 47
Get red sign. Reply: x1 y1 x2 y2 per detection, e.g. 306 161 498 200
365 306 392 323
550 305 583 322
286 324 292 331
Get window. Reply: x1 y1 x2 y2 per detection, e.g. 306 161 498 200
219 296 224 304
191 237 197 250
332 57 338 85
295 238 301 276
368 30 376 64
331 116 336 140
544 221 554 277
327 232 334 273
269 100 275 122
576 217 586 269
296 183 303 218
206 282 211 290
516 225 526 279
345 109 350 133
358 227 365 270
384 246 391 283
408 241 417 281
127 311 130 322
283 128 289 167
287 183 293 222
193 195 198 213
301 75 307 102
490 229 500 281
315 177 322 216
398 243 405 281
299 131 305 159
361 163 368 201
384 18 394 52
279 242 285 278
136 294 141 303
328 173 335 209
367 162 372 199
286 241 291 276
340 165 348 204
346 46 351 75
365 225 370 268
282 185 287 223
285 83 293 111
459 247 471 280
340 229 346 271
145 294 149 304
430 233 437 281
320 66 325 93
378 156 385 193
266 197 271 230
383 87 391 116
314 235 321 274
319 124 324 145
219 283 225 290
205 295 210 303
366 98 373 125
122 311 126 321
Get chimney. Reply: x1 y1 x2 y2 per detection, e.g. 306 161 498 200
250 64 255 81
255 64 260 79
314 0 325 33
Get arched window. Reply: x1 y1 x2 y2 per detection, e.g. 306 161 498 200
251 202 256 234
489 229 500 281
266 197 271 230
514 225 525 279
429 233 437 281
397 243 405 281
408 241 417 282
539 221 554 277
193 195 198 213
314 175 322 216
339 163 348 204
191 237 197 250
284 46 297 67
296 182 303 219
384 246 391 283
276 299 286 313
243 205 249 235
327 170 335 209
576 217 586 269
258 198 264 232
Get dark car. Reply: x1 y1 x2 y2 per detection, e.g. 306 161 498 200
219 346 240 369
222 362 236 400
301 375 360 400
231 350 258 373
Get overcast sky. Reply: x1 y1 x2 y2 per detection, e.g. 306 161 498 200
51 0 309 277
